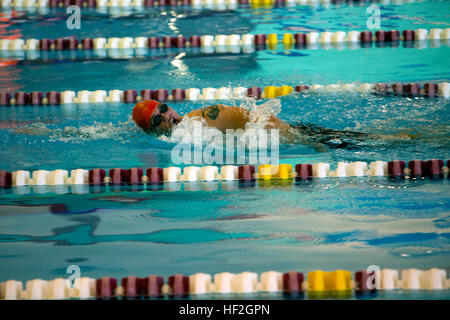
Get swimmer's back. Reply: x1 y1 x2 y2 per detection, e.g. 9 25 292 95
185 105 291 133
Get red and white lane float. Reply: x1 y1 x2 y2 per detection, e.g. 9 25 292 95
0 0 427 10
1 82 449 107
0 159 448 193
1 267 448 299
0 27 448 55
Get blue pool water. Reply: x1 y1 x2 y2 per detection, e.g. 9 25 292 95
1 1 450 39
0 1 449 298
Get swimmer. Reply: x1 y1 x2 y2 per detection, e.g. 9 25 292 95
132 99 292 134
9 99 416 151
132 99 403 151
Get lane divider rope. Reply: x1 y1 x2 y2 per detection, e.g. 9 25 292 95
1 82 449 106
1 38 448 62
0 0 421 11
0 28 449 52
1 268 448 299
1 159 449 189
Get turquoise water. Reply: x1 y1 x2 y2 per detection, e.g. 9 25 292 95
0 1 449 298
1 44 450 92
1 1 450 39
0 180 449 283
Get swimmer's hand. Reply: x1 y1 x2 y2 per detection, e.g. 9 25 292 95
390 132 420 139
379 131 421 141
311 142 329 153
283 126 329 152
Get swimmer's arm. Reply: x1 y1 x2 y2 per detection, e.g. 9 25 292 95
11 126 54 136
186 105 226 120
279 124 329 152
11 126 85 138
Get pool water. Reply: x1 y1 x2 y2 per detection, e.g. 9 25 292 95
0 0 449 298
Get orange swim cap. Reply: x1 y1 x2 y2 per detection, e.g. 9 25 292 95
132 100 160 131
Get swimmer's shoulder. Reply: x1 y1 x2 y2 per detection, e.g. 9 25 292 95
187 105 247 120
